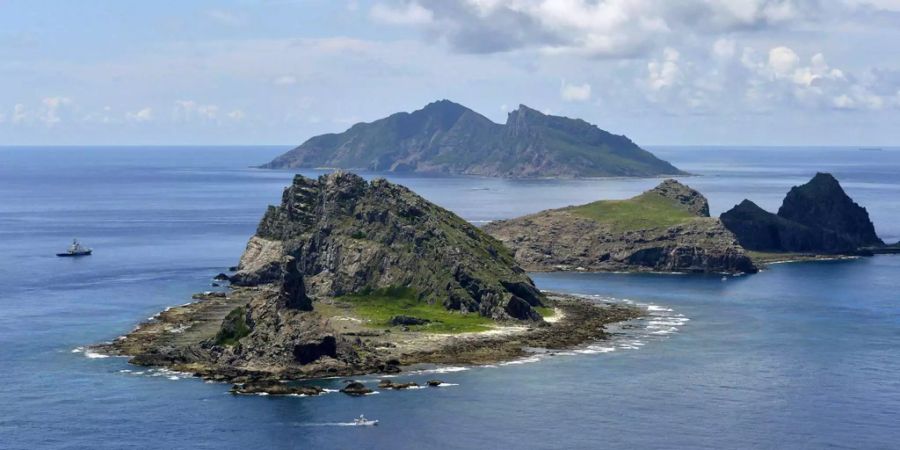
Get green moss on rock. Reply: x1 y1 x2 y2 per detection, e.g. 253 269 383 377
214 307 250 346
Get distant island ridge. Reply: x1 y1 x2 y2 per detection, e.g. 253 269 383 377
261 100 684 178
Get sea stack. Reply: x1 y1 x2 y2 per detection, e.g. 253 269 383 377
721 173 883 253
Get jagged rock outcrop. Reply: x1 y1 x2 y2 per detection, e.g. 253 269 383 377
233 172 544 320
721 173 883 253
652 179 710 216
261 100 684 178
484 180 757 274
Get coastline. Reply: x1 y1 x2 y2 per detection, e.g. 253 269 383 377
94 289 642 391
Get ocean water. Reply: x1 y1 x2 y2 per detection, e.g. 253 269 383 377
1 146 899 449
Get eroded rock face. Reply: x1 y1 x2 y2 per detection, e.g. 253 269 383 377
484 180 756 274
235 171 544 321
652 179 710 217
721 173 883 253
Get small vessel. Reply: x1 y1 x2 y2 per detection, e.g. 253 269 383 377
352 414 379 426
57 239 92 257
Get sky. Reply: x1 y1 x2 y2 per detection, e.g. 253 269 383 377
1 0 900 146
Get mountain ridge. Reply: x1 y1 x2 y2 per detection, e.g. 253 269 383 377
262 100 684 178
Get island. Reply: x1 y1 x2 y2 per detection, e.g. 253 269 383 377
484 179 758 274
97 172 640 394
260 100 684 178
720 172 884 259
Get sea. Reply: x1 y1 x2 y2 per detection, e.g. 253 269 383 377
1 146 898 449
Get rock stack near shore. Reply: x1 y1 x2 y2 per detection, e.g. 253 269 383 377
721 173 883 253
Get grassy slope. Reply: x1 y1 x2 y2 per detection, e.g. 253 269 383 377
339 287 494 333
337 287 552 333
568 191 697 233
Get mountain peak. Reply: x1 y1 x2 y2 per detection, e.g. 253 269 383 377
420 99 466 112
777 173 883 247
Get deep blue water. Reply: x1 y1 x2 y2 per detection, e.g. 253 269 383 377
1 146 899 449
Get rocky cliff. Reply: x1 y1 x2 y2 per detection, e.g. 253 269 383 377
484 180 757 274
232 172 544 320
261 100 683 178
721 173 883 253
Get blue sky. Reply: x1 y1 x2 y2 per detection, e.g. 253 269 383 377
2 0 900 146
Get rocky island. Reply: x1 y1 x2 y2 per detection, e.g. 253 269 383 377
721 172 884 256
261 100 684 178
484 179 758 274
99 172 640 393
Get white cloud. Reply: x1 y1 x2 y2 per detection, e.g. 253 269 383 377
126 107 153 122
228 109 245 121
370 2 434 25
174 100 219 122
768 46 800 77
647 47 682 91
560 80 591 102
374 0 823 57
40 97 72 125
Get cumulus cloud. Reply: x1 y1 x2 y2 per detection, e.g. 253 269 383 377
768 46 800 77
40 97 72 125
173 100 219 122
227 109 245 120
641 42 894 114
126 107 153 122
370 0 823 57
647 48 682 91
560 81 591 101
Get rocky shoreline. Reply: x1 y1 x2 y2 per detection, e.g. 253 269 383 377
95 290 641 394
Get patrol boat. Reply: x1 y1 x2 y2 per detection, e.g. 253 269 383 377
57 239 92 257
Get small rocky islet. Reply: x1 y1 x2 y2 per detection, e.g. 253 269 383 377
720 172 884 255
98 171 887 395
484 179 758 274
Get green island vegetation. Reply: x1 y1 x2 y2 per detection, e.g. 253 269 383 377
534 306 556 318
569 191 697 233
214 307 250 346
339 286 494 333
335 287 556 334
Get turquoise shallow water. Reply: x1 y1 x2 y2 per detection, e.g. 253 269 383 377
1 146 898 449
